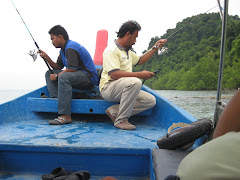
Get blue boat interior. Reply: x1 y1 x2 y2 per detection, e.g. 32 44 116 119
0 84 201 179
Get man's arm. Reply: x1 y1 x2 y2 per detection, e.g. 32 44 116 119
213 90 240 139
39 50 62 70
50 68 76 81
50 49 80 81
109 39 167 80
109 70 155 80
138 39 167 65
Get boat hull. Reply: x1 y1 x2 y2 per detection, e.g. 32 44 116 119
0 85 199 179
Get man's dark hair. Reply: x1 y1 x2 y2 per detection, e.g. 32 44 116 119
48 25 69 40
117 20 141 38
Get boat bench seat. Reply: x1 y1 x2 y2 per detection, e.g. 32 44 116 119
27 97 153 115
152 148 192 180
72 86 100 96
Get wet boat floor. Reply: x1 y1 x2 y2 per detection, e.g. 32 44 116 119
0 119 166 149
0 118 165 179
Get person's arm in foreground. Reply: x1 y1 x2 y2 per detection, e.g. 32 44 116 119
213 89 240 139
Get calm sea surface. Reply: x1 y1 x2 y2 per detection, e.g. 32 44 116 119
0 90 31 104
156 90 236 120
0 90 236 120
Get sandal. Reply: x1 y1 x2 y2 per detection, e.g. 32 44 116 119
53 170 90 180
49 117 72 125
41 167 67 180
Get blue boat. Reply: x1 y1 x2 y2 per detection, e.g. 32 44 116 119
0 0 229 178
0 76 205 180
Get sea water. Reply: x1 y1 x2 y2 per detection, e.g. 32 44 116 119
0 90 31 104
156 90 236 120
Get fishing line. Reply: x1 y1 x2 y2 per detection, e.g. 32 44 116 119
142 2 223 85
10 0 53 73
151 2 223 55
166 3 222 40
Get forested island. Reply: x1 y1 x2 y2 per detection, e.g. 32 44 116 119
134 13 240 90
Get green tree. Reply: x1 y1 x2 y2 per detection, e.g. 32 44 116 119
134 13 240 90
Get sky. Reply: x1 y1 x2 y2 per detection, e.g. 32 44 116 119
1 0 240 90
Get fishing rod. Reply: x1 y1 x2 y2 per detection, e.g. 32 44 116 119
10 0 53 74
217 0 223 19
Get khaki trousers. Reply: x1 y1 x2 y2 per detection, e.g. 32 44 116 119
100 77 156 124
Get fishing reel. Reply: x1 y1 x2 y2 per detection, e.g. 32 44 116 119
152 45 169 56
158 47 169 56
28 49 38 61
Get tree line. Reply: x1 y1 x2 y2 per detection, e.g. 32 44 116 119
134 13 240 90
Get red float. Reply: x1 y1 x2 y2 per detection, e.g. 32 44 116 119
93 30 108 65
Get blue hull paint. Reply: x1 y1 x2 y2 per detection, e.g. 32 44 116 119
0 85 199 179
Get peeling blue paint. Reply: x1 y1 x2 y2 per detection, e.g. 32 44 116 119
0 85 199 179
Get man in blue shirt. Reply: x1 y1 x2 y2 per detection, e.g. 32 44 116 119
40 25 98 125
